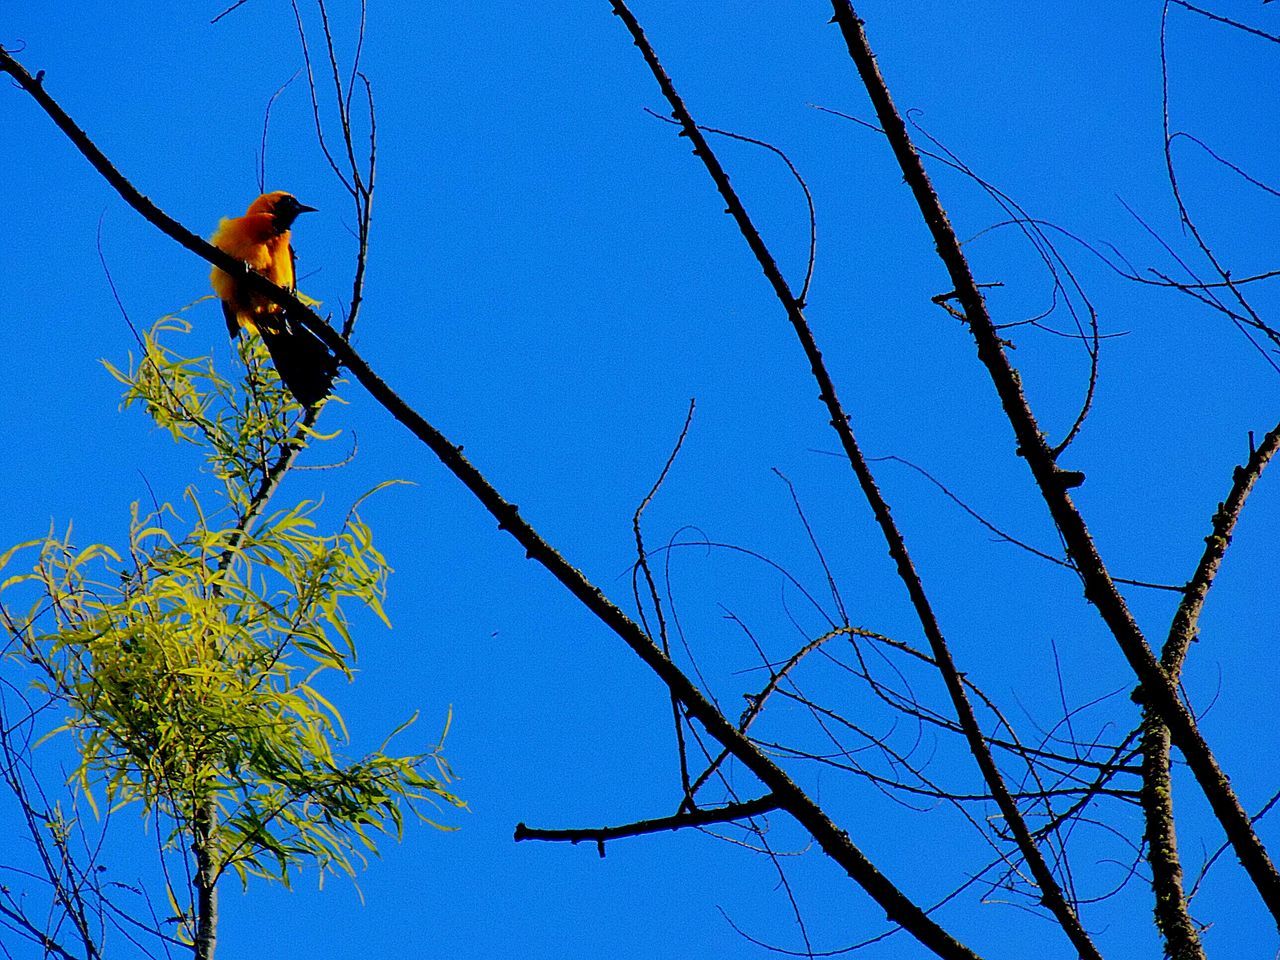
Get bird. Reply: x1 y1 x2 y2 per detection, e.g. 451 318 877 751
210 191 337 409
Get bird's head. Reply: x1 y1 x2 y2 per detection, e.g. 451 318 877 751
247 191 317 233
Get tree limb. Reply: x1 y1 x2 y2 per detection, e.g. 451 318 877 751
0 43 983 960
1141 421 1280 958
604 4 1097 956
514 794 780 854
826 0 1280 927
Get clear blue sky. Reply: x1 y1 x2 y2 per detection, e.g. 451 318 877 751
2 2 1279 957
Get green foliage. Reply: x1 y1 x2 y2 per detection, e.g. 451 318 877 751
102 314 338 510
0 317 461 933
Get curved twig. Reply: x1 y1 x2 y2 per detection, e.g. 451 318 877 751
632 399 697 803
643 108 818 306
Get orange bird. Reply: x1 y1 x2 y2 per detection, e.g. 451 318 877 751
210 191 336 408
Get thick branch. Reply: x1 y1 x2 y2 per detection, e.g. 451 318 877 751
605 5 1096 956
192 802 217 960
514 794 779 853
826 0 1280 926
1139 721 1202 959
1163 423 1280 675
0 45 981 960
1141 421 1280 958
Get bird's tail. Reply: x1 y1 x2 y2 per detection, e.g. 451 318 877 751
258 309 338 409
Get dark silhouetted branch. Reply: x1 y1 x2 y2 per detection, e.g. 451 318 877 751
606 4 1095 955
1141 421 1280 959
632 399 697 804
514 794 780 854
827 0 1280 930
1169 0 1280 43
0 43 984 960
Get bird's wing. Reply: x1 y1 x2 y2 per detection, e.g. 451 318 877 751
259 321 337 410
222 299 241 341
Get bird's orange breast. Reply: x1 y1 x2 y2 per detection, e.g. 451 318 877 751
210 213 296 331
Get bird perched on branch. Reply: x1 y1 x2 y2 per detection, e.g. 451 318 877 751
210 191 337 408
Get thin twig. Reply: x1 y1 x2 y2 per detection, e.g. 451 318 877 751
632 399 697 804
257 70 300 195
643 108 818 306
209 0 251 25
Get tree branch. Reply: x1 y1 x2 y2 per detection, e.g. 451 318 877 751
0 43 983 960
826 0 1280 927
514 794 780 854
192 801 217 960
605 4 1097 956
1141 421 1280 958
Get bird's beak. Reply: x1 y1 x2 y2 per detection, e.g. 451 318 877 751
295 203 318 214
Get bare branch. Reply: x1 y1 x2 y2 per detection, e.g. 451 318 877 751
642 108 818 307
209 0 251 25
1140 421 1280 958
514 794 780 853
604 4 1100 953
0 43 984 960
632 399 697 804
1169 0 1280 43
826 0 1280 924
